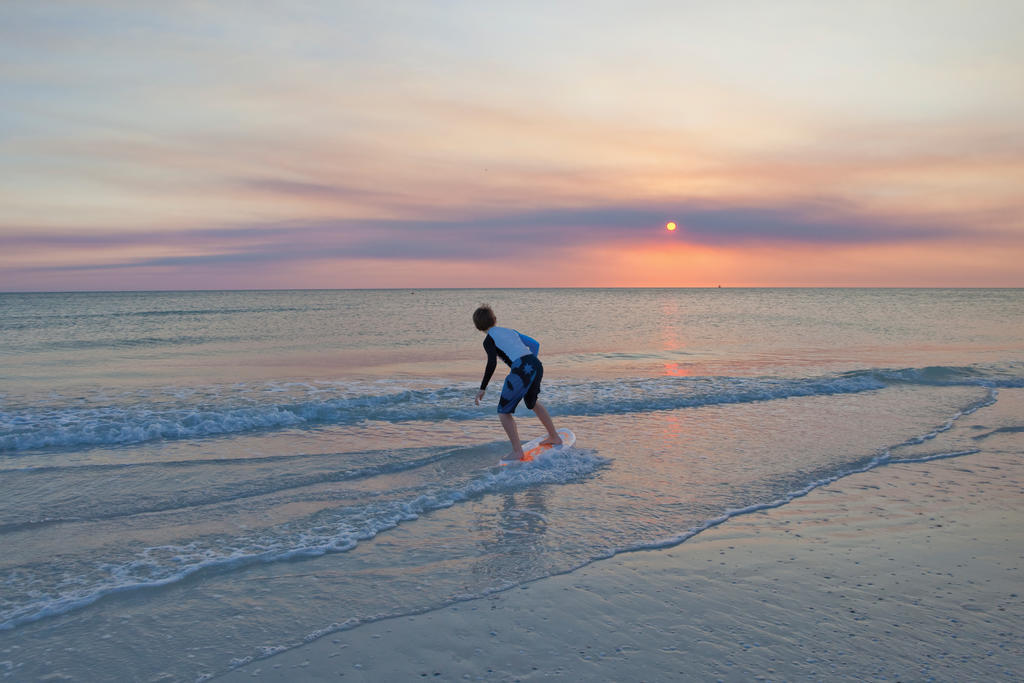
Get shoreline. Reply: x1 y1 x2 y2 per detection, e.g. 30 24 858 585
222 440 1023 681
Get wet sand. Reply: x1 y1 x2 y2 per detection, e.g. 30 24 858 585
223 434 1022 681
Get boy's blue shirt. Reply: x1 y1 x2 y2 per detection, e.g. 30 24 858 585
479 327 541 391
519 332 540 356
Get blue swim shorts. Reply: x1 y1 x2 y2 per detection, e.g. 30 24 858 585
497 354 543 414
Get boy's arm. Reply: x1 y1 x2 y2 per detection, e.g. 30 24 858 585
479 336 498 390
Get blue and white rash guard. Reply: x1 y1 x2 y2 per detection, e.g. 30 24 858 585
479 326 540 390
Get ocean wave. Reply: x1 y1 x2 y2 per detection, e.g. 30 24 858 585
864 365 1024 388
0 382 1001 634
4 305 320 324
0 448 609 631
27 335 245 351
0 447 464 533
620 446 984 557
1 364 1019 453
621 386 999 556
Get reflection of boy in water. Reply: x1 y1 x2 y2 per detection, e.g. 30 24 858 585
474 489 550 584
473 305 561 461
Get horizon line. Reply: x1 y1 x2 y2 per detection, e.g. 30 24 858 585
2 285 1022 295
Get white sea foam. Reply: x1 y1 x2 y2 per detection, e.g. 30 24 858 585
613 390 999 557
2 381 999 634
0 448 609 631
2 365 1017 453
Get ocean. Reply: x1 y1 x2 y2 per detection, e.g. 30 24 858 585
1 288 1022 681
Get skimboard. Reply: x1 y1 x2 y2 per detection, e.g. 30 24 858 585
499 427 575 466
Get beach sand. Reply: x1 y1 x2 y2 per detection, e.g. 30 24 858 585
224 420 1022 681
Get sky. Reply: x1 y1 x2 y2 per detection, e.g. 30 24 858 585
2 0 1023 290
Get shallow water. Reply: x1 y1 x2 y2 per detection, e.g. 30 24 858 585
1 288 1022 680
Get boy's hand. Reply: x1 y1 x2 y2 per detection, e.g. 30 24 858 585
475 389 485 405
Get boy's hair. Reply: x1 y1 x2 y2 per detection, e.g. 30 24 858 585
473 305 496 331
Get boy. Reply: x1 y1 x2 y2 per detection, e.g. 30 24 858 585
473 305 561 461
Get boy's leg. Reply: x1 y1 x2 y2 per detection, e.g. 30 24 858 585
521 359 559 444
532 402 561 445
499 412 525 459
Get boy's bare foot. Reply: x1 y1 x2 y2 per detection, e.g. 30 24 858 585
540 435 562 446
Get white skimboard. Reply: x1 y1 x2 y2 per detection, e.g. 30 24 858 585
499 428 575 466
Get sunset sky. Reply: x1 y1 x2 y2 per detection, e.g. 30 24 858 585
2 0 1022 290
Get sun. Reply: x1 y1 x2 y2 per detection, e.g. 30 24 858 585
666 221 677 231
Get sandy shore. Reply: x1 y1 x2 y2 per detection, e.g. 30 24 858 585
223 438 1022 681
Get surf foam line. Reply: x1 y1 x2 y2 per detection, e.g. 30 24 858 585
619 447 983 556
0 449 609 632
613 388 999 557
888 386 997 450
0 446 468 535
5 364 1014 455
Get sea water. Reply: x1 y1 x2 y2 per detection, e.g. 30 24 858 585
1 288 1022 680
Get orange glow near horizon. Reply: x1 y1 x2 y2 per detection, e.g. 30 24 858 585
4 234 1022 291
